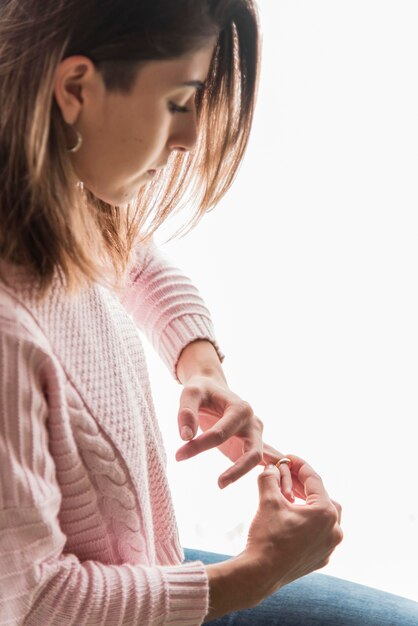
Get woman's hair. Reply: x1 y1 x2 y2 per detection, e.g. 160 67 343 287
0 0 260 301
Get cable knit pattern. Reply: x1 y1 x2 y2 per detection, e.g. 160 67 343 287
0 239 224 625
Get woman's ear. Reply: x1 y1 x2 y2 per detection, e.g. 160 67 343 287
53 55 97 125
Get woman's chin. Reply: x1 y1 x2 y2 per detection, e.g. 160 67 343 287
87 185 142 207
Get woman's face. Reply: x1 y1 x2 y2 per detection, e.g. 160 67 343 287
54 40 216 205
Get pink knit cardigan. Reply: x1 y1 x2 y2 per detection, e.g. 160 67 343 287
0 239 225 625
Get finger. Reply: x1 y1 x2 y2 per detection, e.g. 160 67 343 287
263 447 297 501
176 406 246 460
291 480 307 501
264 456 307 501
257 464 287 509
218 441 264 489
287 454 331 505
262 443 286 466
277 464 295 503
177 386 203 441
259 446 300 502
285 469 306 500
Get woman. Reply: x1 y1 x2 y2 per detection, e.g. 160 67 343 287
0 1 416 624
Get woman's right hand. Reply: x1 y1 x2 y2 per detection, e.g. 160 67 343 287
204 455 343 622
242 455 343 603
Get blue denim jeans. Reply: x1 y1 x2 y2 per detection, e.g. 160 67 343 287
183 548 418 625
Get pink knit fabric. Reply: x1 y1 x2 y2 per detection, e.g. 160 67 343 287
0 239 225 625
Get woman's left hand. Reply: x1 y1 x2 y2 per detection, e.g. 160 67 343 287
175 374 294 500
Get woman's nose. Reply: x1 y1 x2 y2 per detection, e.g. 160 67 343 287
168 111 198 153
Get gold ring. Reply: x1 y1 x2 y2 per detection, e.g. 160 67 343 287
275 457 293 470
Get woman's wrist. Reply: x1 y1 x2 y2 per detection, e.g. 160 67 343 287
203 552 268 622
176 339 227 386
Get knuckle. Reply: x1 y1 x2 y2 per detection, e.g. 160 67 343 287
310 471 322 482
258 470 275 484
184 385 202 400
323 502 339 523
258 471 269 484
238 400 253 417
254 415 264 431
315 503 338 525
213 427 228 444
261 494 281 511
251 448 264 465
334 527 344 546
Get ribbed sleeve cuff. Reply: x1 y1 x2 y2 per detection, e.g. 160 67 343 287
156 314 226 383
160 560 209 625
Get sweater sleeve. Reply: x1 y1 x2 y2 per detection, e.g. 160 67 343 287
119 237 225 383
0 326 209 626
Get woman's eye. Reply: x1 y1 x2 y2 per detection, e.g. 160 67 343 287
168 101 190 114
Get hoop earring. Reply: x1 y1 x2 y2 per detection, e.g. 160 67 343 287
67 125 83 153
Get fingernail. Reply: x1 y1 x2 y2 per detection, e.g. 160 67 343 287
266 464 278 471
181 426 193 440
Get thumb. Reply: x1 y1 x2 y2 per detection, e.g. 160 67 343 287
257 464 285 505
177 388 201 441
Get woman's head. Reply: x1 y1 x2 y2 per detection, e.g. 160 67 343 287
56 43 217 207
0 0 260 300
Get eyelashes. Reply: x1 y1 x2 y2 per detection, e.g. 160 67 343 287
168 101 190 114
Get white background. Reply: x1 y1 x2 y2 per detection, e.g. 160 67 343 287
142 1 418 603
